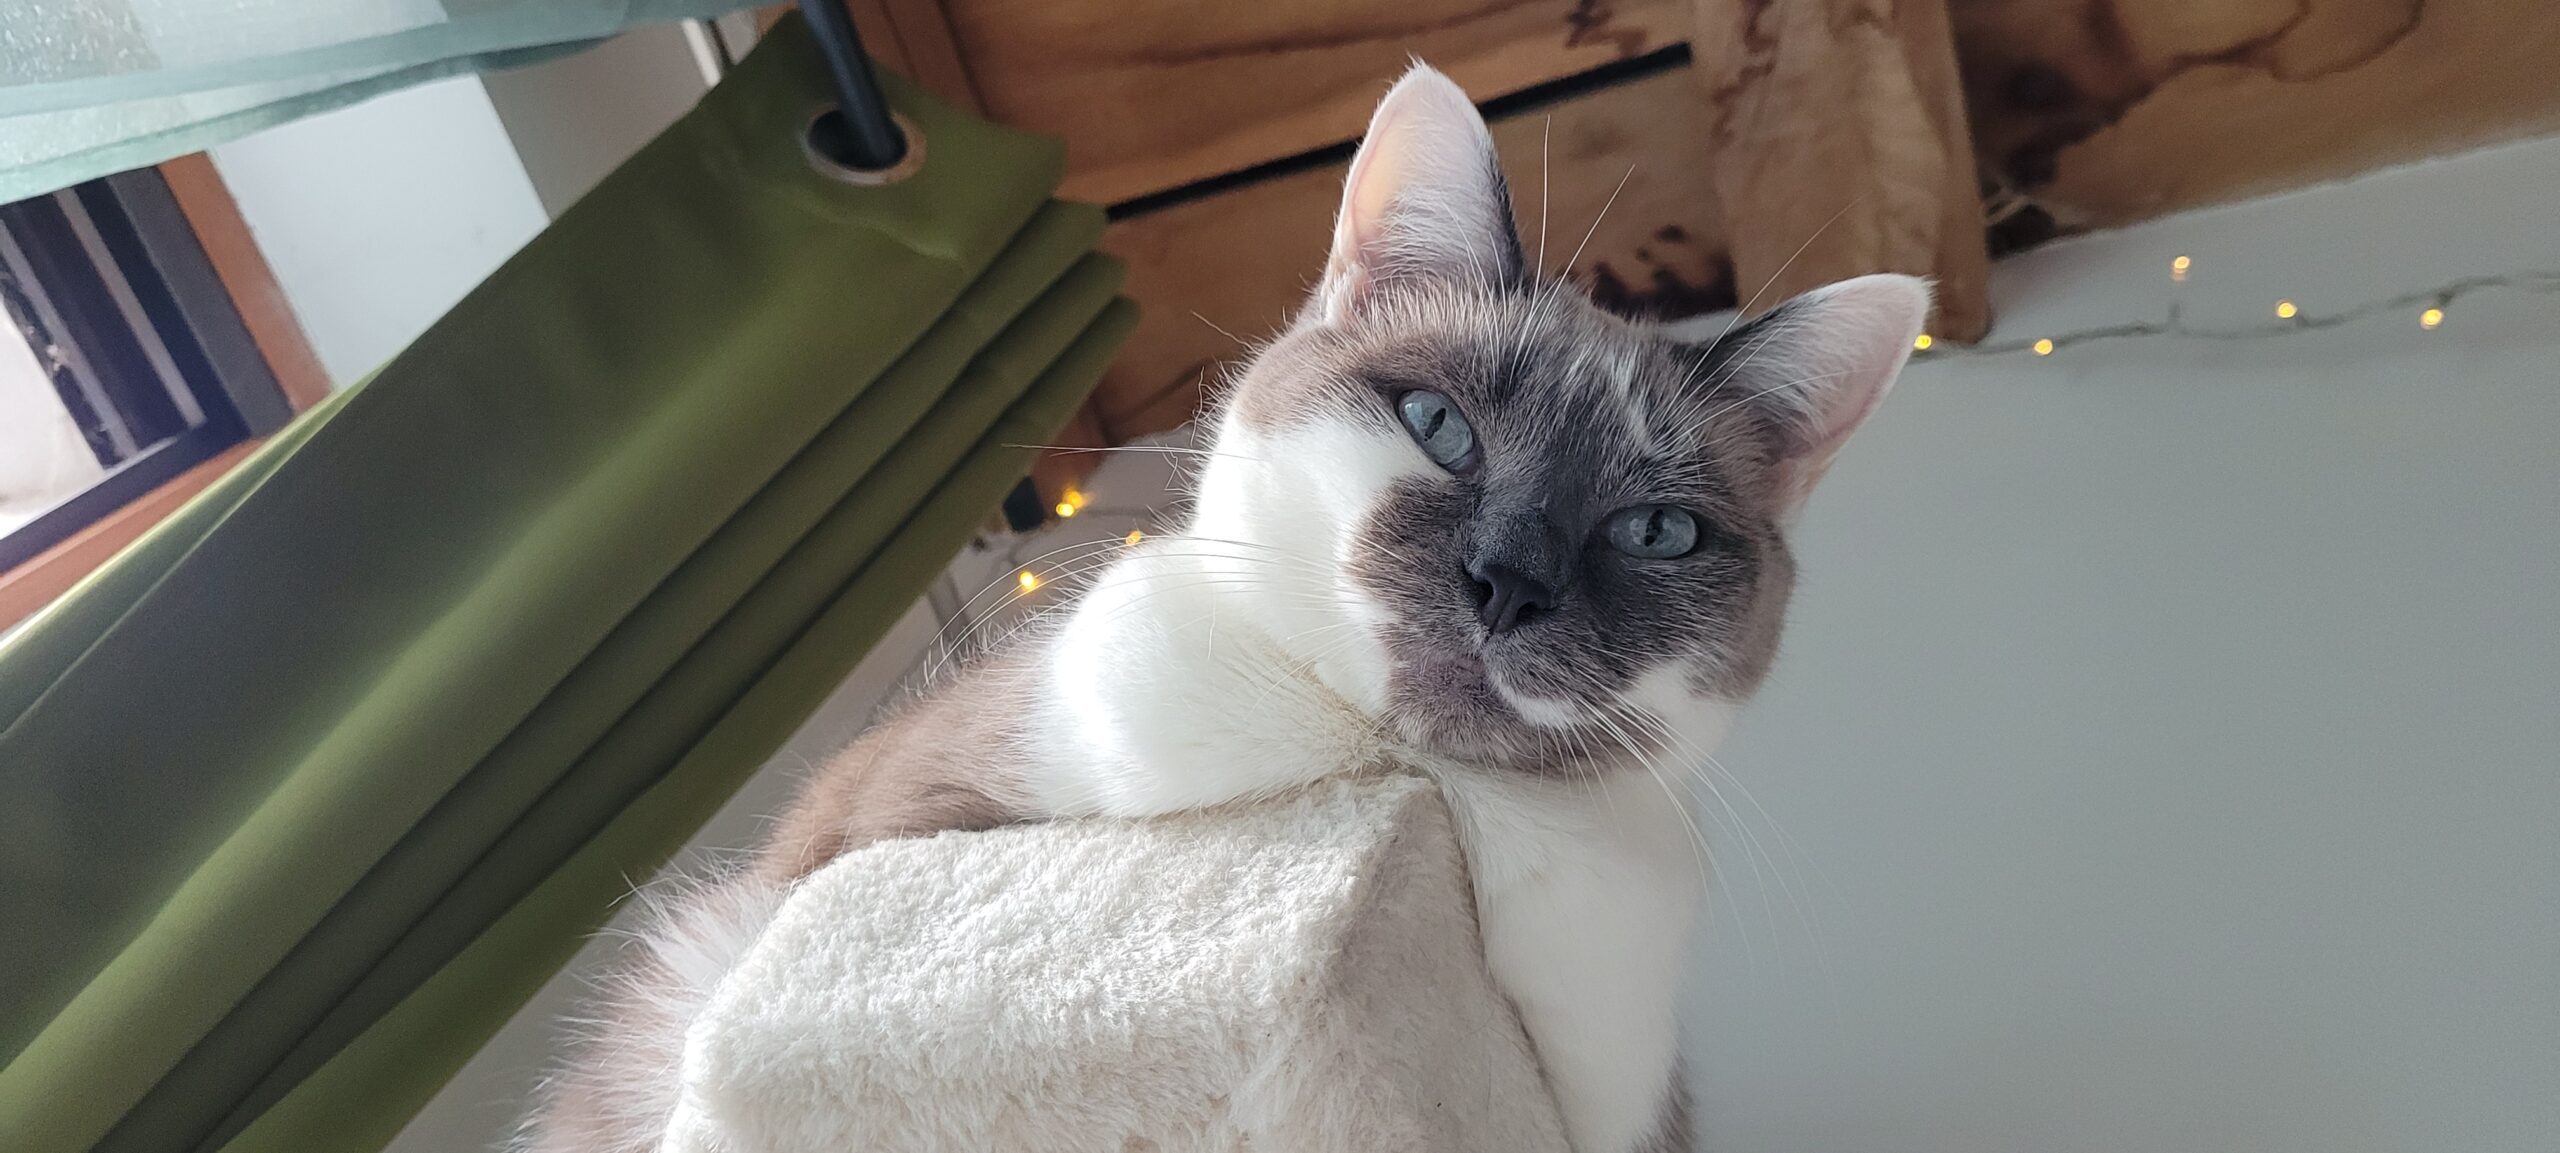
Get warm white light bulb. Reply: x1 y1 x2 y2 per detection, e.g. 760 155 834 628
1017 570 1040 593
2420 307 2445 330
2032 338 2055 356
2275 299 2299 319
1913 333 1934 351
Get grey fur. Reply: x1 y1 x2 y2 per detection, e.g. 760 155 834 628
1229 267 1825 776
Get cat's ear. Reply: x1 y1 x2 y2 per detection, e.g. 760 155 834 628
1309 64 1525 325
1715 274 1930 519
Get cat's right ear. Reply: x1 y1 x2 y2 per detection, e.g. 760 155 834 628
1308 64 1525 326
1710 274 1931 521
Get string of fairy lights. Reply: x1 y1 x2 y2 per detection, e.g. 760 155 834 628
1911 256 2560 360
984 257 2560 602
1013 486 1144 594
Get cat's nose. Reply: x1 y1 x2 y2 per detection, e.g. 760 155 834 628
1467 561 1556 634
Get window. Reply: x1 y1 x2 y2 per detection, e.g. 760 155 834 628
0 169 297 572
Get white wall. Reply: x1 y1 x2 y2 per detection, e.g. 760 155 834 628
0 320 105 537
204 27 712 385
208 77 550 384
1682 138 2560 1153
476 24 713 216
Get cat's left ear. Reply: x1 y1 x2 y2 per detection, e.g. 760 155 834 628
1310 64 1525 325
1712 274 1931 520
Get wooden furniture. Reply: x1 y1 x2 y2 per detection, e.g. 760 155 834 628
826 0 2560 503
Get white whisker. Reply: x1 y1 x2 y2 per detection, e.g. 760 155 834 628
1561 162 1635 285
1710 195 1864 348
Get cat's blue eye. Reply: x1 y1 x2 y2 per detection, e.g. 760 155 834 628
1397 390 1476 470
1605 505 1700 559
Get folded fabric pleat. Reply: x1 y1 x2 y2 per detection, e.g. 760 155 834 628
0 16 1132 1153
222 297 1139 1153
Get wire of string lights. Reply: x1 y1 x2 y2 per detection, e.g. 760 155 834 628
1912 264 2560 361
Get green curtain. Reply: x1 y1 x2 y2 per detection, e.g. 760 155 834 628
0 17 1132 1153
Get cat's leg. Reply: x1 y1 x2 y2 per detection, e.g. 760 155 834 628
1638 1063 1693 1153
1450 773 1702 1153
522 877 788 1153
753 656 1045 882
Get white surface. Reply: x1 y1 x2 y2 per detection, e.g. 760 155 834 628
1684 136 2560 1153
0 319 104 537
667 777 1568 1153
209 75 548 384
478 25 710 217
203 27 716 387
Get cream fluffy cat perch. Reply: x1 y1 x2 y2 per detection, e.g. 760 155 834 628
659 775 1573 1152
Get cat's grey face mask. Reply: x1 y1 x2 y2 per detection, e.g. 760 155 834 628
1199 66 1927 772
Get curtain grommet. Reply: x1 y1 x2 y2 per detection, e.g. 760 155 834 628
802 108 926 186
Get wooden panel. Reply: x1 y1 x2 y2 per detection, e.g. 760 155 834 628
755 2 983 108
2 163 312 629
1955 0 2560 231
0 441 258 632
158 155 332 411
1691 0 1991 340
841 0 985 110
940 0 1692 203
1092 66 1736 444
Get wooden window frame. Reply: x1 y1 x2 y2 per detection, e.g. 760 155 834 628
0 155 327 632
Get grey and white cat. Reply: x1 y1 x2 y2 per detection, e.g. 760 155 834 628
526 64 1926 1153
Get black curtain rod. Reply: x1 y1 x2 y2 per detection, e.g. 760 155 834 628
795 0 907 170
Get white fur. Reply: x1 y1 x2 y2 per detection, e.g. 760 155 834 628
520 879 787 1153
1025 577 1705 1153
1024 412 1404 817
1442 771 1702 1153
668 778 1575 1153
1318 65 1517 322
1487 668 1589 729
1002 401 1727 1152
991 66 1782 1147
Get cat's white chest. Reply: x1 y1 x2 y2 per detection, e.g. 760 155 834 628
1438 770 1702 1153
1021 550 1392 824
1029 551 1706 1152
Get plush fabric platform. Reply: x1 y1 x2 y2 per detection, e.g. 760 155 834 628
663 775 1571 1153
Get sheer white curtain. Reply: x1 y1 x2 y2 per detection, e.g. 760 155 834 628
0 1 753 201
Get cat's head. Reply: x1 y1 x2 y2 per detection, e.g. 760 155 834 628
1189 64 1926 772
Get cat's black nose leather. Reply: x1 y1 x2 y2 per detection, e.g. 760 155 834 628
1468 561 1555 634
